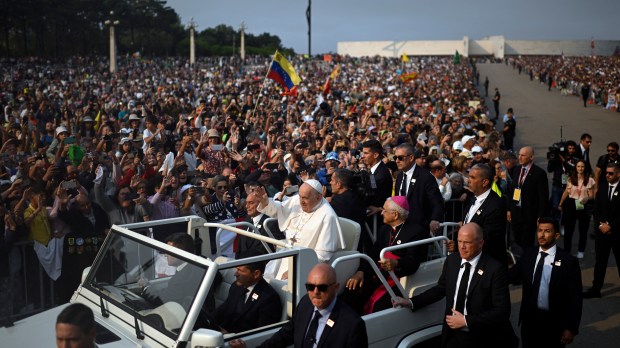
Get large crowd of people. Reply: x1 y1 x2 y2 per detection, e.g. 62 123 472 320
1 53 619 346
506 55 620 109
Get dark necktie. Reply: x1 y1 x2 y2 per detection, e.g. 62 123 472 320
400 174 408 196
236 288 249 312
303 310 322 348
532 252 548 303
455 262 471 313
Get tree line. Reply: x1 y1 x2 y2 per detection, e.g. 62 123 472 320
0 0 293 57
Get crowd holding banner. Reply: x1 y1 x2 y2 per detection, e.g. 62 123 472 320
0 52 618 326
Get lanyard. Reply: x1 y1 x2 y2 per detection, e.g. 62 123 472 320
518 165 530 188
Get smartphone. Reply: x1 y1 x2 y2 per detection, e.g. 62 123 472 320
266 163 279 170
60 180 76 189
299 141 309 149
124 192 139 200
284 185 299 195
65 136 76 144
247 143 261 152
336 140 345 147
234 187 241 197
194 186 206 195
211 144 224 151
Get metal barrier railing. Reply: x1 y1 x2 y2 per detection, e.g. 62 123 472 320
444 198 467 225
1 240 56 326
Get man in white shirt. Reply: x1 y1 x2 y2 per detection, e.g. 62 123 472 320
509 217 582 347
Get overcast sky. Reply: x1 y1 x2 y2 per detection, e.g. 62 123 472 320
165 0 618 54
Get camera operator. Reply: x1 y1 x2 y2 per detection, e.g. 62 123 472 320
327 169 366 251
547 140 579 222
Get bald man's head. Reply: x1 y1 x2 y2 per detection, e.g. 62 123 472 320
76 194 92 215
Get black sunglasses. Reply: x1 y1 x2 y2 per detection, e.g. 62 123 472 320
305 283 335 292
608 149 617 153
606 172 616 175
394 155 412 161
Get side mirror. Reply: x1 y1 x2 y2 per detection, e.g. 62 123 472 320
190 328 224 348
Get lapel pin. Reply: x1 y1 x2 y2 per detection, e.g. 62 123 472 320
257 224 262 229
411 178 417 184
397 240 401 244
252 293 259 301
476 210 482 215
477 269 484 275
554 260 561 266
614 192 618 196
326 319 335 327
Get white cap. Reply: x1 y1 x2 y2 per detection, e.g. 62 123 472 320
303 179 322 194
56 126 68 135
472 145 484 153
461 135 476 144
179 184 193 196
452 141 463 151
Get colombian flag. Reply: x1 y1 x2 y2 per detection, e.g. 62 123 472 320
267 51 302 90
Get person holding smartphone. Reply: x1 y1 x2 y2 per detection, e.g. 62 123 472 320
196 129 227 177
202 175 245 254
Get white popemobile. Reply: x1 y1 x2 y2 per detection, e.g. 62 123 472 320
1 216 450 347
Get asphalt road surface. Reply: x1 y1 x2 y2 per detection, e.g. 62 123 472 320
477 61 619 348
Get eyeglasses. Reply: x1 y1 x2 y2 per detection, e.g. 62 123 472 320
606 172 617 176
608 149 617 153
394 155 412 161
585 141 592 144
216 185 227 189
305 283 335 292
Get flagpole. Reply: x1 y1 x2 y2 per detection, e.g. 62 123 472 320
252 50 277 119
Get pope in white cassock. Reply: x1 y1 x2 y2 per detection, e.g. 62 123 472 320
256 179 345 277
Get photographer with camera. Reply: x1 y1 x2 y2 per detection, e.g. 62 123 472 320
547 140 578 223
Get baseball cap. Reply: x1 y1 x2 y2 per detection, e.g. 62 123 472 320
461 135 476 144
326 151 340 162
452 141 463 152
56 126 68 135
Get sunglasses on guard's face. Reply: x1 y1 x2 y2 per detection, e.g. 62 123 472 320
305 283 335 292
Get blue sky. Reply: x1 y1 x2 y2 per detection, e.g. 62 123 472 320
165 0 618 54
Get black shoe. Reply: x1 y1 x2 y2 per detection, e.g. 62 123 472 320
583 289 601 299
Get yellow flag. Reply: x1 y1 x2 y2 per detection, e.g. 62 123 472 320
401 54 409 62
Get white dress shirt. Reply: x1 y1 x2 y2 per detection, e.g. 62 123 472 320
400 164 416 196
464 189 491 223
535 245 557 310
453 252 481 316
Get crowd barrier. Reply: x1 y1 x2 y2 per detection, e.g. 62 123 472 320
0 240 57 326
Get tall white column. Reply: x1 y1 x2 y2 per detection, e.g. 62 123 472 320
189 17 196 66
240 22 246 60
105 12 119 73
